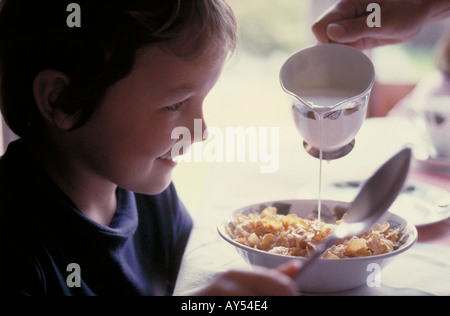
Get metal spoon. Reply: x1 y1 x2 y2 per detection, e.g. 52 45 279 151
294 147 412 284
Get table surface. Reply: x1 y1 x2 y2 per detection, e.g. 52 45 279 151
172 116 450 296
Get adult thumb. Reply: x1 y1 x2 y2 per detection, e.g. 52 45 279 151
326 17 373 43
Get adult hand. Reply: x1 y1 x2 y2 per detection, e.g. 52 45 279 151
312 0 450 50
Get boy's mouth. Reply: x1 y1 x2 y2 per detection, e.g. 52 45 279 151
157 155 180 166
159 155 176 161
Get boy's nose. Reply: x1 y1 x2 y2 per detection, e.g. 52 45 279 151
191 117 208 143
200 119 209 142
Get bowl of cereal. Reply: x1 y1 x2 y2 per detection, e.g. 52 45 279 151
218 199 417 293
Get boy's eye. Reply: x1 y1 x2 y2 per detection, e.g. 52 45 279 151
166 101 185 112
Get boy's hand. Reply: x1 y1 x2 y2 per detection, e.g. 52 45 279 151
194 261 301 296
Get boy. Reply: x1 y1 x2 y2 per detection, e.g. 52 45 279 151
0 0 298 295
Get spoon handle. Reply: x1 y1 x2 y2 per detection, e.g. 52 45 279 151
294 234 341 285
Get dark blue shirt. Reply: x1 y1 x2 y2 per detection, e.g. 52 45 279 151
0 139 193 295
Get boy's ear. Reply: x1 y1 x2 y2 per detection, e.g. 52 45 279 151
33 69 79 131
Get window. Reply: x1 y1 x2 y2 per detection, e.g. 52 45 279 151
0 120 3 155
0 117 17 155
206 0 448 124
1 1 448 154
373 20 447 84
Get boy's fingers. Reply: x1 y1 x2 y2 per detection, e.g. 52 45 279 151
223 268 298 296
276 260 302 279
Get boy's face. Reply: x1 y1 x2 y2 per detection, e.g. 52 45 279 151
69 46 226 194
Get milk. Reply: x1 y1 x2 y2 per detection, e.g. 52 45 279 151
280 45 374 225
292 88 366 152
292 88 366 223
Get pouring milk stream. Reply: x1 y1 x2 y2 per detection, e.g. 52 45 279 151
280 44 375 222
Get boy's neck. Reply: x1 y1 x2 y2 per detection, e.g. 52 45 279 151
30 139 118 227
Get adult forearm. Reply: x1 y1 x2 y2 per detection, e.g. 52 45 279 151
424 0 450 24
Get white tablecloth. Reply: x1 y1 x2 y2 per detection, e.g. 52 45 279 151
173 117 450 296
174 223 450 296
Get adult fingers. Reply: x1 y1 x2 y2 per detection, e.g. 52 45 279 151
312 0 375 45
326 16 374 43
312 10 345 44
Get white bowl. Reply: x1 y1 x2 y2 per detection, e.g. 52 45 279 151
218 199 418 293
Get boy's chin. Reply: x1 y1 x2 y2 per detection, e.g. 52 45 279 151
134 176 173 196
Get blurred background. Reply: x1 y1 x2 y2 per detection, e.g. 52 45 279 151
1 0 447 150
171 0 448 213
0 0 448 214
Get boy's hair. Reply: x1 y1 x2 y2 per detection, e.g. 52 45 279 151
0 0 237 138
